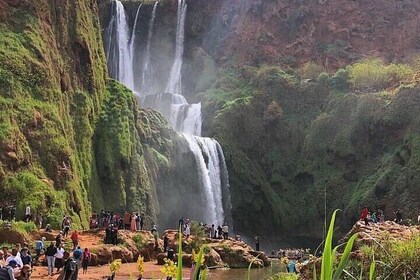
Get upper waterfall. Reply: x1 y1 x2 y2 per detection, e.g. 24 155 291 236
141 1 158 94
165 0 187 95
105 0 134 90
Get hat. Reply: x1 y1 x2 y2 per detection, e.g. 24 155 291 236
41 237 46 241
8 260 17 266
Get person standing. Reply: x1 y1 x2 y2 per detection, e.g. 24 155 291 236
210 225 215 239
139 213 144 230
5 248 23 267
395 210 403 224
55 244 65 273
45 242 57 276
360 206 369 225
130 213 137 232
56 232 63 247
71 231 79 251
255 236 260 251
35 237 45 263
63 251 79 280
73 247 83 269
25 204 31 222
222 224 229 239
136 213 141 232
163 235 169 252
82 248 91 274
37 213 43 228
123 211 131 230
21 248 32 267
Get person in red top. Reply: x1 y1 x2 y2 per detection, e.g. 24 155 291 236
360 206 369 225
70 231 79 251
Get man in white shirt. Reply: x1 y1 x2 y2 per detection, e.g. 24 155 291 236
54 245 65 272
25 205 31 222
5 249 23 268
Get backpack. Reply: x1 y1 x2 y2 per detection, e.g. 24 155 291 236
66 259 77 272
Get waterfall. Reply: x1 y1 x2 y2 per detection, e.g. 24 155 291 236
130 3 142 87
105 0 134 90
141 1 158 93
104 0 233 229
183 135 226 225
165 0 187 95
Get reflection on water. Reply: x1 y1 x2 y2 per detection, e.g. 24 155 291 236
207 258 284 280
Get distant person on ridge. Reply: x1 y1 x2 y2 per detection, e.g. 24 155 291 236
360 206 369 225
25 204 31 222
255 236 260 251
222 223 229 239
394 209 403 224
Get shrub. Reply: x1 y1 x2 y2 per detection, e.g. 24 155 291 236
347 59 414 90
331 68 349 90
300 62 325 80
317 72 330 88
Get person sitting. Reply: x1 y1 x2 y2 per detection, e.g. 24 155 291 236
20 249 31 268
45 224 52 233
6 249 23 268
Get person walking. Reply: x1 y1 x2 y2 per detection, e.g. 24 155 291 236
55 244 65 273
35 237 45 263
71 231 79 251
45 242 57 276
82 248 91 274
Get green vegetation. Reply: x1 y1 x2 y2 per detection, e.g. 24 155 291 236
203 61 420 240
347 59 414 90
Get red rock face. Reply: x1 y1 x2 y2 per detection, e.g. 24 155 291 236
192 0 420 68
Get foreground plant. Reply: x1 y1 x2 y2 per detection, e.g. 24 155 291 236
161 258 177 279
315 210 359 280
137 255 145 279
109 259 122 279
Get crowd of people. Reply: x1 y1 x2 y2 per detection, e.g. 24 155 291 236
88 210 144 232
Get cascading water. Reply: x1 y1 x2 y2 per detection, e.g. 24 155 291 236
105 0 134 90
141 1 158 93
105 0 232 228
165 0 187 95
129 3 142 84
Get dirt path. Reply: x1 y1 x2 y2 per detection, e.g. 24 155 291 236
31 230 193 279
31 262 191 280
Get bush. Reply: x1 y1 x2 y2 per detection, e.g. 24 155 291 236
347 59 414 90
331 68 349 90
300 62 325 80
317 72 330 88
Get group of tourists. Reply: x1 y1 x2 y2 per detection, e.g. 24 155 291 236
0 243 32 279
177 217 230 240
35 231 91 278
359 206 417 225
88 210 144 232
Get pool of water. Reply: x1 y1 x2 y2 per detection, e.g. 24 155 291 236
206 259 284 280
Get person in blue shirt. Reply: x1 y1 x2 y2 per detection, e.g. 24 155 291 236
35 237 45 263
287 259 297 273
73 246 83 268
